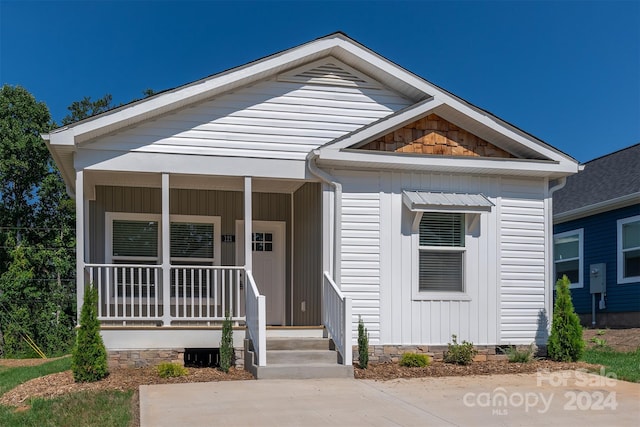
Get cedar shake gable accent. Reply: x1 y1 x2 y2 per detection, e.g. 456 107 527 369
357 114 515 158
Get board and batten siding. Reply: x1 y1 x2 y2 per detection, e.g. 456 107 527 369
91 186 291 278
83 78 412 161
499 178 548 345
336 171 549 347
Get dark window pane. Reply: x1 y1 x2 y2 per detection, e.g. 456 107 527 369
419 251 463 292
624 249 640 278
555 259 579 284
170 222 214 259
113 220 158 258
419 213 464 247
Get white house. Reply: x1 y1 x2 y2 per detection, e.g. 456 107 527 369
44 33 579 377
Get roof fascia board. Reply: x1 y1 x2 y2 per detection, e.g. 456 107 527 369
316 149 577 176
554 192 640 224
319 97 443 151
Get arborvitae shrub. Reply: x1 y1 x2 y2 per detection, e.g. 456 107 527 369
218 311 234 373
548 275 585 362
72 284 109 382
444 335 477 365
358 316 369 368
399 352 431 367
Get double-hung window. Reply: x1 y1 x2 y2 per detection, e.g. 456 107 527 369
553 229 583 288
418 212 466 293
617 215 640 284
106 213 221 298
107 213 160 297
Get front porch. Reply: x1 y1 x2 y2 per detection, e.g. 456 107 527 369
76 171 352 371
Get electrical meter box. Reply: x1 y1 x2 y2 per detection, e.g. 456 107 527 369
590 263 606 294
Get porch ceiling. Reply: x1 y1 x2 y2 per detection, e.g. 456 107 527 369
84 171 308 199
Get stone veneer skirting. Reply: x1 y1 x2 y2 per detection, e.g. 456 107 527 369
352 344 546 363
108 348 245 369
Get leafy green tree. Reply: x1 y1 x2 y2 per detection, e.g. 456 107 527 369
61 94 113 125
0 85 75 357
548 275 585 362
72 284 108 382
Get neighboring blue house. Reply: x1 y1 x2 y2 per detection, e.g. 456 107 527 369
553 143 640 327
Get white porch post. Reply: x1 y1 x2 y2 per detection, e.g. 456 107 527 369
161 173 171 326
244 176 252 272
75 170 85 324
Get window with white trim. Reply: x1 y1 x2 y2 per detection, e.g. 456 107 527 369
553 229 583 288
618 215 640 284
418 212 465 293
105 213 221 296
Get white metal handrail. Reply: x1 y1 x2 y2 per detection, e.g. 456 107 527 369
245 271 266 366
322 271 352 365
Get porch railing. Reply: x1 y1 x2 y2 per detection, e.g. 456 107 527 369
245 271 266 366
85 264 245 324
322 271 352 366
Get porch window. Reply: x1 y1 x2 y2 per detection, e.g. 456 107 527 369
618 215 640 284
112 219 159 262
106 213 221 298
553 229 583 288
418 212 465 292
170 222 215 263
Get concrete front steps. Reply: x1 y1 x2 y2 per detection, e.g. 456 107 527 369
245 335 354 380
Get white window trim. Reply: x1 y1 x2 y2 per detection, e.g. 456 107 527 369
553 228 584 289
617 215 640 284
105 212 222 266
411 211 471 301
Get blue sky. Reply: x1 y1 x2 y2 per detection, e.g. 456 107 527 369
1 0 638 163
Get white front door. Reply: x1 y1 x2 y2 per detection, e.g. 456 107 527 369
236 221 286 326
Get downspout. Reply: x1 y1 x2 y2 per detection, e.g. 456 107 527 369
547 176 568 333
307 150 341 285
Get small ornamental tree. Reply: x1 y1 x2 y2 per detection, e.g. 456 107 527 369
72 284 108 382
218 311 233 373
358 316 369 369
548 275 585 362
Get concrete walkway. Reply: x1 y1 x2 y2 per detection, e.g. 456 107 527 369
140 370 640 426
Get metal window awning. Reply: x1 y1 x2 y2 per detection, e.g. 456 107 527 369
402 191 494 213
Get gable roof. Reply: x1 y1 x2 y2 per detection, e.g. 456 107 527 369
44 31 580 190
553 143 640 221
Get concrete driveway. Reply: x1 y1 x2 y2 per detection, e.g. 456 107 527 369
140 370 640 426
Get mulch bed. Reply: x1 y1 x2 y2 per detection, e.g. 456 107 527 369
354 359 600 380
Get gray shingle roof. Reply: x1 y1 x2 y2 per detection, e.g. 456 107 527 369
553 143 640 215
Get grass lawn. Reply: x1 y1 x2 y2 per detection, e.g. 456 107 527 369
0 357 134 427
0 357 71 395
0 390 133 427
582 347 640 383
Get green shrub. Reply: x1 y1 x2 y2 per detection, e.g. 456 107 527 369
444 335 477 365
504 345 534 363
72 284 109 382
156 362 188 378
399 352 431 367
548 275 585 362
357 316 369 369
218 311 234 373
